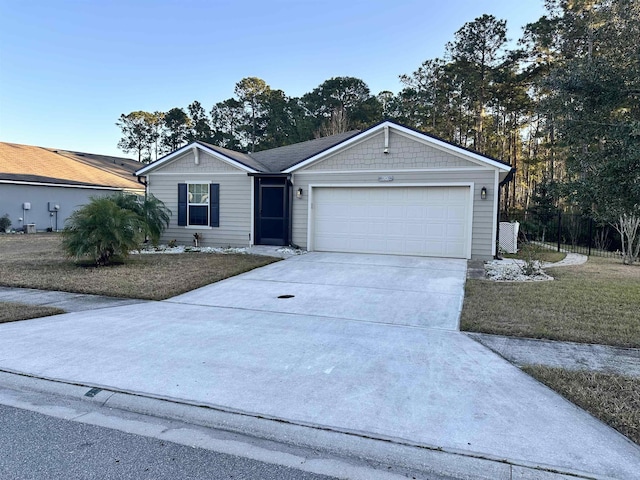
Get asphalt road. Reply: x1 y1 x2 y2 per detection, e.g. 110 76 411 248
0 404 337 480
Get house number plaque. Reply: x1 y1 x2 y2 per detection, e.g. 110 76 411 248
378 175 394 182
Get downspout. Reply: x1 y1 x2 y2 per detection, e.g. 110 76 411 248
496 167 516 259
286 173 298 248
137 175 148 198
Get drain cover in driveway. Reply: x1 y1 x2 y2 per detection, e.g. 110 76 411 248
84 388 102 397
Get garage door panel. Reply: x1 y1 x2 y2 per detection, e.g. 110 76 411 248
425 206 447 220
405 224 426 236
406 189 427 201
312 187 470 258
406 206 426 219
447 224 466 237
385 205 406 217
447 205 467 217
446 244 466 257
427 188 447 202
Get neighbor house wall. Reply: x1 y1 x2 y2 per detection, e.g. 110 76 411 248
290 130 499 260
146 150 253 248
0 183 126 232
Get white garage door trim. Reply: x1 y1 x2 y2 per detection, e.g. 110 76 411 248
307 183 474 259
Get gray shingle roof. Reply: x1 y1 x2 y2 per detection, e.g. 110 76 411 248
138 121 511 177
249 131 360 172
196 141 269 172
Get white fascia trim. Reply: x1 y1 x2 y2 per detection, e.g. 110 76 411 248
306 182 474 258
306 186 314 251
148 172 247 176
283 129 383 174
135 143 259 175
391 126 512 172
285 121 512 174
467 183 475 260
295 167 488 175
0 179 139 191
249 177 255 247
308 182 473 188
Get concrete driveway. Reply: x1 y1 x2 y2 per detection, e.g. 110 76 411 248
0 252 638 479
169 252 467 330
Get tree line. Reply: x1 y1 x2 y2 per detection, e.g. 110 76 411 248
117 0 639 262
116 75 382 161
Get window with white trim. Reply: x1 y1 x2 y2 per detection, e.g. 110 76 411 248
177 183 220 227
188 183 209 226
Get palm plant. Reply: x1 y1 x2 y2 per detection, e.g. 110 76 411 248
62 197 145 266
112 192 171 245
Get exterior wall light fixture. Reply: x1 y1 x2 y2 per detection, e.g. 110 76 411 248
480 186 487 200
296 188 303 199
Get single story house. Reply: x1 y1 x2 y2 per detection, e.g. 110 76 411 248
0 142 144 232
136 121 513 260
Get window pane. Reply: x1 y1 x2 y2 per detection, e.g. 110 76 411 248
189 205 208 225
189 184 209 204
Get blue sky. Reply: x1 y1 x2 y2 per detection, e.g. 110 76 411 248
0 0 547 158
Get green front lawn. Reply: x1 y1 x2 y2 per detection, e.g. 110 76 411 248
461 256 640 348
524 366 640 445
0 302 65 323
0 234 279 301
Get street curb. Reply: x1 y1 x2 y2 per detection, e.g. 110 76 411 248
0 369 615 480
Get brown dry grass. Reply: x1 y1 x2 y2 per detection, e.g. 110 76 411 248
503 245 566 263
461 256 640 347
0 302 65 323
0 234 279 300
523 366 640 445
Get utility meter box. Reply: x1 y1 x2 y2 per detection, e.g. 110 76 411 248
23 202 31 210
48 202 60 212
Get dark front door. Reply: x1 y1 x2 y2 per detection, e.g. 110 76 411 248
255 178 289 246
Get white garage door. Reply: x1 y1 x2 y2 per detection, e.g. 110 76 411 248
312 186 471 258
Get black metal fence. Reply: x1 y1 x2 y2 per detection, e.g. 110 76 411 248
501 211 622 258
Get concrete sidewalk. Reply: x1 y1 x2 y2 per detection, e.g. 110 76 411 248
0 253 638 479
0 286 149 312
469 332 640 378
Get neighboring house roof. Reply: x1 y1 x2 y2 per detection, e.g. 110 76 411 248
0 142 144 190
135 121 513 176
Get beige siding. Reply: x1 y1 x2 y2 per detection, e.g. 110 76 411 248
158 150 241 174
148 172 252 248
292 170 496 260
303 130 479 171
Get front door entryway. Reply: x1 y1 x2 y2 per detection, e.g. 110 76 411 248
255 177 289 246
